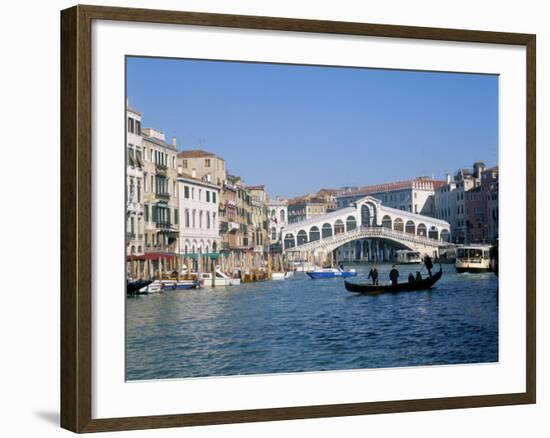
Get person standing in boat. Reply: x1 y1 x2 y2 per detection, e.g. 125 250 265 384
389 266 399 286
408 272 415 285
368 266 379 285
424 254 434 277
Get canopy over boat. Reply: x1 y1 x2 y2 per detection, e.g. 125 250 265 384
344 267 442 295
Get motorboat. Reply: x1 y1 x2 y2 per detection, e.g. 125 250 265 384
127 278 153 295
306 267 357 279
455 245 492 273
345 266 443 295
395 250 422 264
271 271 294 280
199 268 241 287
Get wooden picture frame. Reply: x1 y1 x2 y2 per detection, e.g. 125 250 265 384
60 4 536 433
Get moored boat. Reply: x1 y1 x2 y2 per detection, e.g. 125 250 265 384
271 271 294 280
306 267 357 279
127 278 154 295
345 267 442 295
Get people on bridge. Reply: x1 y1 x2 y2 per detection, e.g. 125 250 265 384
408 272 415 285
389 266 399 286
368 267 379 285
424 254 434 277
415 271 422 282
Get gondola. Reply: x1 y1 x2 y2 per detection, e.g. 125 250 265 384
127 278 154 295
344 267 443 295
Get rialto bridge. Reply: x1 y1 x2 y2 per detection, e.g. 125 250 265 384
281 196 451 259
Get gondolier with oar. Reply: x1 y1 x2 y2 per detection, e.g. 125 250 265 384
424 254 434 277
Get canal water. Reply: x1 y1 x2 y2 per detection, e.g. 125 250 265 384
126 263 498 381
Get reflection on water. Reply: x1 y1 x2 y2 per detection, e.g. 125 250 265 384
126 263 498 380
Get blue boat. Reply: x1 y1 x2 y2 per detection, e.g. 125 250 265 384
306 268 357 279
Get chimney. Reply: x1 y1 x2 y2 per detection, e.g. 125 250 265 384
172 137 177 147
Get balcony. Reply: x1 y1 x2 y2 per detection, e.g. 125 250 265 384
156 191 170 200
155 162 168 174
228 221 239 232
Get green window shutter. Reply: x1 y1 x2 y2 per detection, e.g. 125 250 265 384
152 205 158 222
144 204 149 222
174 209 179 224
167 208 171 224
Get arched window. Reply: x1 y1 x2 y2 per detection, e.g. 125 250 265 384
297 230 308 245
271 227 277 240
334 220 345 235
405 220 415 235
322 223 332 238
428 226 439 240
361 204 371 227
212 241 217 252
417 223 427 237
280 210 285 223
382 215 392 229
309 226 320 242
394 218 404 232
206 211 211 229
346 216 357 231
284 233 295 249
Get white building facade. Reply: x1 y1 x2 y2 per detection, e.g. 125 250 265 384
268 197 288 249
336 177 444 216
177 175 221 255
126 105 145 255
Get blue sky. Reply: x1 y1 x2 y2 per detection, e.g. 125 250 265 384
127 57 498 198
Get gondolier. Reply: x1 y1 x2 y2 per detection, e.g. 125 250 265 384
424 254 434 277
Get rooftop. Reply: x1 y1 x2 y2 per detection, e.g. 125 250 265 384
337 177 445 198
178 149 221 159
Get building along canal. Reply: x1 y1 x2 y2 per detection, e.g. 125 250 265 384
126 263 498 381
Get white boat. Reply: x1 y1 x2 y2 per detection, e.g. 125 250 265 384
395 250 422 264
271 271 294 280
139 280 162 293
199 268 241 287
455 245 492 273
291 261 318 272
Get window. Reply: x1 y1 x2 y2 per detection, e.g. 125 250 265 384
185 209 190 227
206 191 210 202
127 117 134 133
205 158 211 167
172 156 176 168
182 159 188 168
184 186 189 199
135 120 141 135
212 192 216 203
174 209 179 225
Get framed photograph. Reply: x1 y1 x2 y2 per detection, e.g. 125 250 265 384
60 5 536 433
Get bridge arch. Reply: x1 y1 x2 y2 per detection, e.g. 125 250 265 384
309 226 320 242
322 222 332 238
346 215 357 231
297 230 308 245
394 217 404 232
284 233 295 249
428 226 439 240
405 220 415 235
334 219 345 235
417 223 427 237
382 214 392 229
360 200 378 227
440 229 450 242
